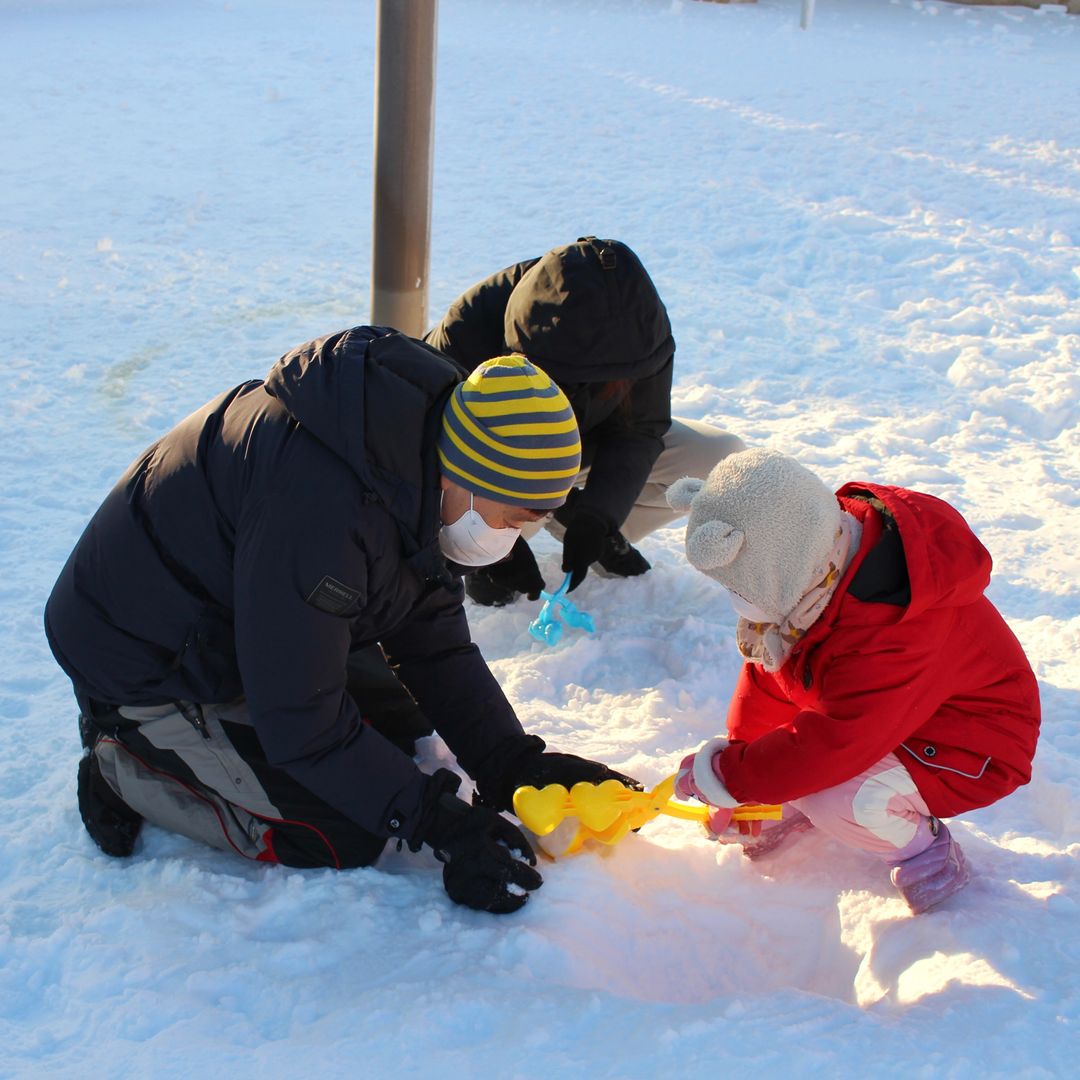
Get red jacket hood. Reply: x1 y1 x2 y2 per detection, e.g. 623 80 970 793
837 483 992 620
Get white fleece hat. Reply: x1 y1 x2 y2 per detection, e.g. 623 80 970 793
666 449 841 620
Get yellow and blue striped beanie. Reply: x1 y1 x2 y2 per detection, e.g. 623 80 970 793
438 355 582 508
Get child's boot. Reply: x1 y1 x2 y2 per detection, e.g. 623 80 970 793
890 820 969 914
742 808 814 860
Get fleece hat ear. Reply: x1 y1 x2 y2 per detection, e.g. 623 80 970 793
686 520 745 571
681 449 841 619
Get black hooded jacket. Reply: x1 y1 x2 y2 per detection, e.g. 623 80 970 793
425 237 674 528
45 327 526 843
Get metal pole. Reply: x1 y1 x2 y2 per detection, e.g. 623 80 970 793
370 0 438 337
800 0 815 30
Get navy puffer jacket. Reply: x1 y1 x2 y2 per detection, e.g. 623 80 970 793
45 327 526 842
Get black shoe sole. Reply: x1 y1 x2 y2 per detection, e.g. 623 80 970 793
78 753 143 858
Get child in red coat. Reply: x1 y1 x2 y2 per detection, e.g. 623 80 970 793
668 449 1040 913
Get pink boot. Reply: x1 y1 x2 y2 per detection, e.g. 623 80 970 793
707 807 815 860
744 808 815 860
890 822 970 914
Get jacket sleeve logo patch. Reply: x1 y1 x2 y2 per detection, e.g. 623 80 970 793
306 575 362 615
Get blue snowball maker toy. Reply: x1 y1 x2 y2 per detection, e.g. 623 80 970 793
528 572 596 646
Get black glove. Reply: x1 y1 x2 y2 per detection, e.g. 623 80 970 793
515 752 644 795
473 735 643 813
489 535 546 601
561 506 616 592
414 768 542 914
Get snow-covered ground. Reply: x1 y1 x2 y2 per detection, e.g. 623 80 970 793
2 0 1079 1075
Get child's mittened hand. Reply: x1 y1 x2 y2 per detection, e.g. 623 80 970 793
706 809 763 838
674 753 701 802
705 806 735 835
673 738 738 809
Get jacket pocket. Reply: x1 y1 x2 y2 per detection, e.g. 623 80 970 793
899 738 991 780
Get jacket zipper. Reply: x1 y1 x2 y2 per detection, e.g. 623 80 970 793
176 700 211 740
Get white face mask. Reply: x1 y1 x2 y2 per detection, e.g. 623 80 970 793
438 493 521 567
727 589 776 623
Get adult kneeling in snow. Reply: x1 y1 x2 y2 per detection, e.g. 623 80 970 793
45 329 638 914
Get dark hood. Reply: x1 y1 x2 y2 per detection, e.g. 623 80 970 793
503 237 674 382
263 326 465 542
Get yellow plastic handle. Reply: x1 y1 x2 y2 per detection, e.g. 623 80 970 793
733 804 783 822
512 774 781 848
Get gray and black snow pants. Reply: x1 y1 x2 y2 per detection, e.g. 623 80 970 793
81 698 387 868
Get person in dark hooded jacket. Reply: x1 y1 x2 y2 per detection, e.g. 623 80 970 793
424 236 746 607
45 328 638 914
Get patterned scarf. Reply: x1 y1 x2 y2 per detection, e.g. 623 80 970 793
735 512 862 673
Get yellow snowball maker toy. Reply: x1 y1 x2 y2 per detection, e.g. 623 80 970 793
512 774 781 857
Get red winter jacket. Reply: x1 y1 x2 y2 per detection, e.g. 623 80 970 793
717 483 1040 818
